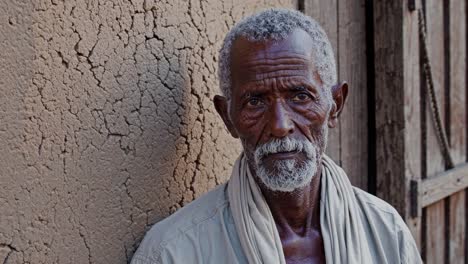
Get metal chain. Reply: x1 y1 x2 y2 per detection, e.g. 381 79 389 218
418 9 454 169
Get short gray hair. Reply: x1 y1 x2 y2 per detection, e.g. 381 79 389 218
218 8 337 99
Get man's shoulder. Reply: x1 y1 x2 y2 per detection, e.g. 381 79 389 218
152 183 230 235
131 183 230 263
352 187 407 230
352 187 423 262
353 187 398 213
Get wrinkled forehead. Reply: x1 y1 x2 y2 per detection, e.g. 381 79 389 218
229 29 322 90
230 29 314 63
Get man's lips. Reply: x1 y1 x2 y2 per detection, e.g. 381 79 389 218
264 150 299 160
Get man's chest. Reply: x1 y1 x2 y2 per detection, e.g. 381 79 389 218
281 229 326 264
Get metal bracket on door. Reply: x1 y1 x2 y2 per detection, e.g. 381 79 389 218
408 0 416 12
410 180 419 218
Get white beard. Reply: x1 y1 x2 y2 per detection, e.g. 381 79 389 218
253 137 319 192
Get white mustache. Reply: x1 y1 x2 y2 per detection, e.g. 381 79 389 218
254 137 316 163
252 137 318 192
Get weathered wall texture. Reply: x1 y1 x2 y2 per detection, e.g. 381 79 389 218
0 0 295 263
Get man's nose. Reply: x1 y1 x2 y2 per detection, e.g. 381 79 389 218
269 100 294 138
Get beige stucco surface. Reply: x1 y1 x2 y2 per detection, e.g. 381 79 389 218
0 0 295 263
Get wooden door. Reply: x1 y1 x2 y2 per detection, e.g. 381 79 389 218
374 0 467 263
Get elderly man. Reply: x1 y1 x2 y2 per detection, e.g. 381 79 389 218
131 8 422 264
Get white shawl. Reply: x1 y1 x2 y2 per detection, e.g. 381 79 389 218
227 154 374 264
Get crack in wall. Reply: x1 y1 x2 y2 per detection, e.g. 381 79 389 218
0 244 18 264
1 0 295 263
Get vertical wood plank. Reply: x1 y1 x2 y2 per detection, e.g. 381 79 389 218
424 0 445 176
374 0 424 250
448 0 467 263
303 0 341 165
449 190 466 264
425 202 446 263
337 0 368 190
373 0 414 217
449 0 467 164
374 0 424 249
374 0 405 208
403 0 422 248
423 0 446 263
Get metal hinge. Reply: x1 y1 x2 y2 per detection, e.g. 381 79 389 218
408 0 416 12
410 180 419 218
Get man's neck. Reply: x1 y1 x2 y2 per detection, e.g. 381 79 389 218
256 169 322 236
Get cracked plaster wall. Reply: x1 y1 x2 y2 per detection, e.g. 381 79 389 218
0 0 296 263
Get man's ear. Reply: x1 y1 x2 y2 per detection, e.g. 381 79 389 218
213 95 239 138
328 81 349 128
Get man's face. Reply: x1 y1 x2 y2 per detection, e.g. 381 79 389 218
216 29 343 191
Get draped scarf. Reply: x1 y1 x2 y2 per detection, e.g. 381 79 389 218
227 153 373 264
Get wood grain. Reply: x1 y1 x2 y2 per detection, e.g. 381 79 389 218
448 0 466 166
425 201 446 264
423 1 446 263
373 0 408 215
421 164 468 207
403 2 422 248
337 0 368 190
449 191 466 264
448 0 466 262
373 0 423 248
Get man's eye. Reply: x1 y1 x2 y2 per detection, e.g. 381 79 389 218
291 93 312 102
246 98 263 107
